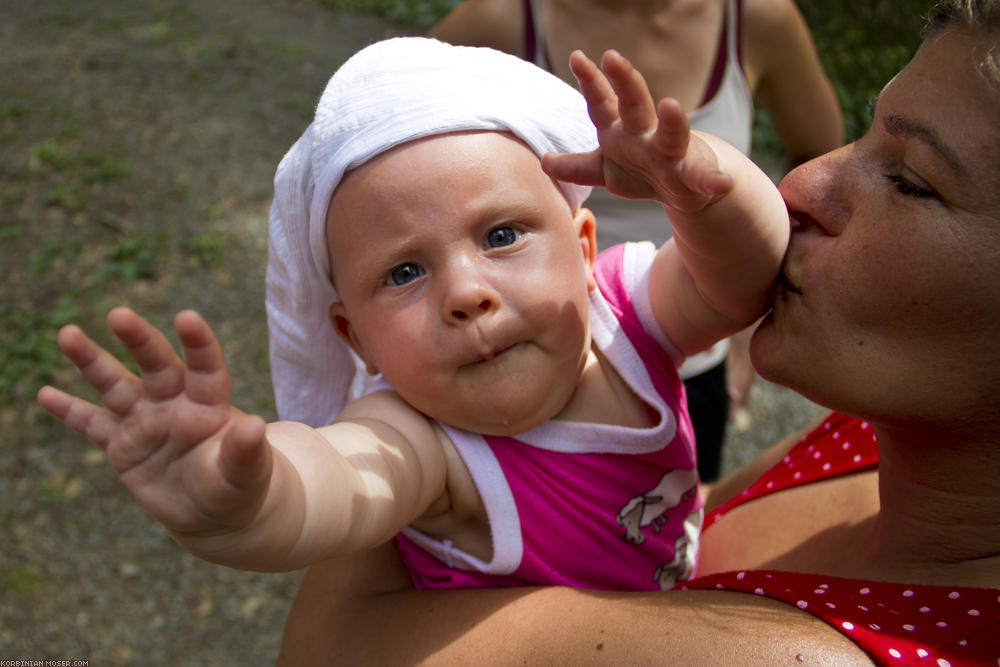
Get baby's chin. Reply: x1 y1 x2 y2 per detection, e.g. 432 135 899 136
414 380 574 438
428 399 562 438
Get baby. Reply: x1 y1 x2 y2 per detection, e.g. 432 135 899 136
37 38 787 591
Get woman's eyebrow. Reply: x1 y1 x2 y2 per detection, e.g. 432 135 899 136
883 113 966 175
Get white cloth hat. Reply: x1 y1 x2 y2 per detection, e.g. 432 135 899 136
266 37 598 427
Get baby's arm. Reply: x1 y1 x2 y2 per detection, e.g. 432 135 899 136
543 50 789 356
36 307 447 572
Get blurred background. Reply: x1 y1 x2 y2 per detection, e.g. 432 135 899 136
0 0 928 663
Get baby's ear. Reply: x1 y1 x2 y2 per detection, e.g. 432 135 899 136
328 302 379 375
574 207 598 290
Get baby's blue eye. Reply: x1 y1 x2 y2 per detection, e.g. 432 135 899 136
388 263 423 286
486 226 519 249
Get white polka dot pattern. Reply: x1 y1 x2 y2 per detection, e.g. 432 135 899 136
682 569 999 665
688 413 999 666
705 413 878 529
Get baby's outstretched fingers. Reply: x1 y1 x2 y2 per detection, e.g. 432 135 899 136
599 50 657 133
106 306 186 401
651 98 691 161
54 321 144 416
568 50 619 131
36 384 119 451
218 414 272 493
540 149 606 187
173 309 231 407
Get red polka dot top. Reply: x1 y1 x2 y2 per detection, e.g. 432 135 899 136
682 413 1000 666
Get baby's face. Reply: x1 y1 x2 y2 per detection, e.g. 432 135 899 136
326 131 596 435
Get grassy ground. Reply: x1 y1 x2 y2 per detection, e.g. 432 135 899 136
2 0 926 663
1 2 406 663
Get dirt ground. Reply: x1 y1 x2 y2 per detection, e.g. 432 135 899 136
0 1 822 664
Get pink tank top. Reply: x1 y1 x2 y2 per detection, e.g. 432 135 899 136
396 243 701 591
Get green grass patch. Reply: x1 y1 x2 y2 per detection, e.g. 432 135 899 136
43 181 89 210
0 184 26 207
26 130 130 203
0 101 29 122
182 231 226 268
100 235 164 283
139 20 172 41
2 563 41 594
0 296 81 402
30 239 81 276
0 225 24 242
0 228 173 405
315 0 460 30
82 152 132 184
39 478 71 504
29 137 74 171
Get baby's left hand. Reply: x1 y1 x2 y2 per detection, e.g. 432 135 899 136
542 49 733 214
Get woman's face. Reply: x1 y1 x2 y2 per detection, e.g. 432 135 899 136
752 26 1000 426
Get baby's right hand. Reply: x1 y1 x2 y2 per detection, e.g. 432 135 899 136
37 307 272 541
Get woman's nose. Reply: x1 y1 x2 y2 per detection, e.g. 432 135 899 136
778 143 854 236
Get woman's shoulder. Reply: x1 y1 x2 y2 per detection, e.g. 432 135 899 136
741 0 808 34
740 0 816 69
427 0 525 56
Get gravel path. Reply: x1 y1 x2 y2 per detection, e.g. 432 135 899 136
1 2 823 663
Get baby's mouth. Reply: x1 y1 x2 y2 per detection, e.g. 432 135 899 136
475 344 515 364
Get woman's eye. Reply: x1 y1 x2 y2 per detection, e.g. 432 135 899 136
884 173 935 199
486 226 519 249
388 263 423 286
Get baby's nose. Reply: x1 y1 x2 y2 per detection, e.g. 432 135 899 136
442 266 500 325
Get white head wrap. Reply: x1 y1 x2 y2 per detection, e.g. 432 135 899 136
266 37 598 427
